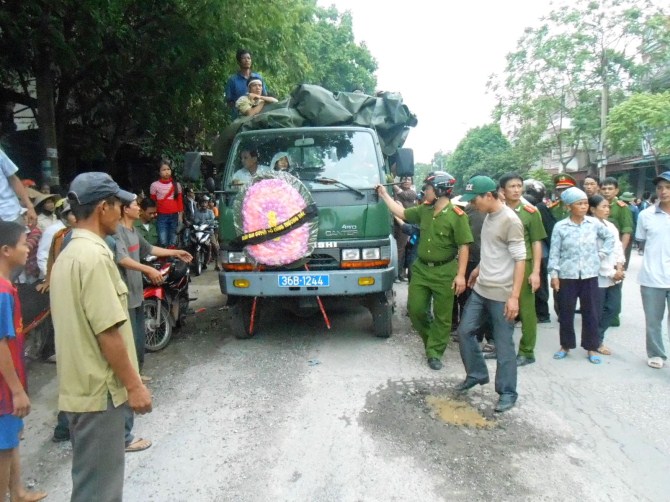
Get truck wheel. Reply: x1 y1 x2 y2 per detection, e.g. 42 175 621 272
230 299 254 339
144 299 173 351
369 292 393 338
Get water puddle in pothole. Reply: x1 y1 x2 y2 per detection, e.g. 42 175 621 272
426 395 496 429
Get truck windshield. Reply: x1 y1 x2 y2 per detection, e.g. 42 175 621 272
226 130 381 190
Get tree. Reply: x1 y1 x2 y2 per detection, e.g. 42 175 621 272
607 92 670 175
490 0 669 175
0 0 378 184
300 6 377 94
448 124 516 190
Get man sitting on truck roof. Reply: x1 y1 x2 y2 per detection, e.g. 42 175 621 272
231 149 270 186
235 78 278 117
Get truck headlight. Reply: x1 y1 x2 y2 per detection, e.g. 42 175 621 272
361 248 381 260
226 251 247 263
341 248 360 261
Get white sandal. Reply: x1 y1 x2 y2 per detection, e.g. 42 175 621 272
647 357 664 369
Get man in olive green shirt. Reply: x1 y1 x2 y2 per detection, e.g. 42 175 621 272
500 173 547 366
377 172 473 370
51 172 152 502
599 176 634 327
133 197 158 246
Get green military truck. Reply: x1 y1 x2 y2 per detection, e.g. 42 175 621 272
209 85 416 338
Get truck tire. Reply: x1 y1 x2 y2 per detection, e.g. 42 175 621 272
231 298 254 339
369 291 393 338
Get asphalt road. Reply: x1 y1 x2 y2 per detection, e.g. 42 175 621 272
19 252 670 501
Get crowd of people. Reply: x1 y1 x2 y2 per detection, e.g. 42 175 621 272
0 47 669 499
377 168 670 413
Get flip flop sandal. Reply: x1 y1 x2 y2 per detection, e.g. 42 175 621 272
648 357 664 369
125 438 152 453
482 343 496 353
597 346 612 355
587 354 602 364
553 350 568 359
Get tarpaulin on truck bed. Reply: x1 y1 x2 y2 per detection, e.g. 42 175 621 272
213 84 417 165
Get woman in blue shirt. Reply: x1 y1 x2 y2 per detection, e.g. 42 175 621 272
548 187 614 364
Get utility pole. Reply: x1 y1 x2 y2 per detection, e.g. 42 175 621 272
597 47 608 180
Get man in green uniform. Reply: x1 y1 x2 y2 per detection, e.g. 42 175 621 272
547 173 577 222
376 172 473 370
600 176 634 326
500 173 547 366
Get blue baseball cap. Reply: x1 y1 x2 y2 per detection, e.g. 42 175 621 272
653 171 670 185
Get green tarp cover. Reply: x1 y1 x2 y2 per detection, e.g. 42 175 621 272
213 84 417 165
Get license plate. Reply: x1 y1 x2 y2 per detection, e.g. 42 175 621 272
278 274 330 288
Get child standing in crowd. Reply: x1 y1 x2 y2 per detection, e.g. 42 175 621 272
588 195 625 356
0 221 47 502
150 159 183 247
549 187 614 364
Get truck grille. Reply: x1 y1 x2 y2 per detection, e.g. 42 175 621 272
306 253 339 270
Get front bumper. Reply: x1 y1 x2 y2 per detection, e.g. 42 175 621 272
218 267 395 297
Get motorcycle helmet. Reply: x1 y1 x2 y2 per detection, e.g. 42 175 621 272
166 259 189 287
523 178 546 204
423 171 456 198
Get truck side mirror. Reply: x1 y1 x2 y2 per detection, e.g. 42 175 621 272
395 148 414 177
205 177 216 192
183 152 202 181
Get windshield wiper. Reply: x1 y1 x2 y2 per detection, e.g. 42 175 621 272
312 177 366 199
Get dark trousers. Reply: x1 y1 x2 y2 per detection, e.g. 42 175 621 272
598 283 622 345
128 306 145 369
452 261 492 342
535 257 550 321
67 398 127 502
556 277 600 351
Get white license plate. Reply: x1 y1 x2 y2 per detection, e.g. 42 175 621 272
278 274 330 288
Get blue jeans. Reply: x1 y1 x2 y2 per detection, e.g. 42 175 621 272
157 213 179 247
457 291 517 400
641 286 670 360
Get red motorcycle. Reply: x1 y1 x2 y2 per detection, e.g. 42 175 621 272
143 257 192 351
17 283 53 360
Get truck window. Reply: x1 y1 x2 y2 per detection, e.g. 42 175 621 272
226 131 381 190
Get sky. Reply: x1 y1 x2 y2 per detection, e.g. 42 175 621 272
319 0 560 163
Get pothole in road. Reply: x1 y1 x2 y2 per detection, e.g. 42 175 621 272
425 395 495 429
359 378 550 500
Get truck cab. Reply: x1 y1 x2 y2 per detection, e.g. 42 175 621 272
216 126 411 338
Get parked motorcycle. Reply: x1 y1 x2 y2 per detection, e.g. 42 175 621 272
143 257 192 351
188 222 217 276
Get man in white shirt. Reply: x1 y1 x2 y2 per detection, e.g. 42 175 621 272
0 149 36 226
454 176 526 413
231 149 269 186
635 171 670 370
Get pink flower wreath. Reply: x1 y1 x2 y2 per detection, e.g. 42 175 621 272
234 172 317 266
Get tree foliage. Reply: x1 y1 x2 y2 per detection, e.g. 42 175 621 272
489 0 669 171
607 92 670 174
0 0 378 182
447 124 518 190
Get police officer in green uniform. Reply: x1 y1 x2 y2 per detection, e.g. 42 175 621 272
500 173 547 366
376 172 473 370
599 176 634 327
547 173 577 222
